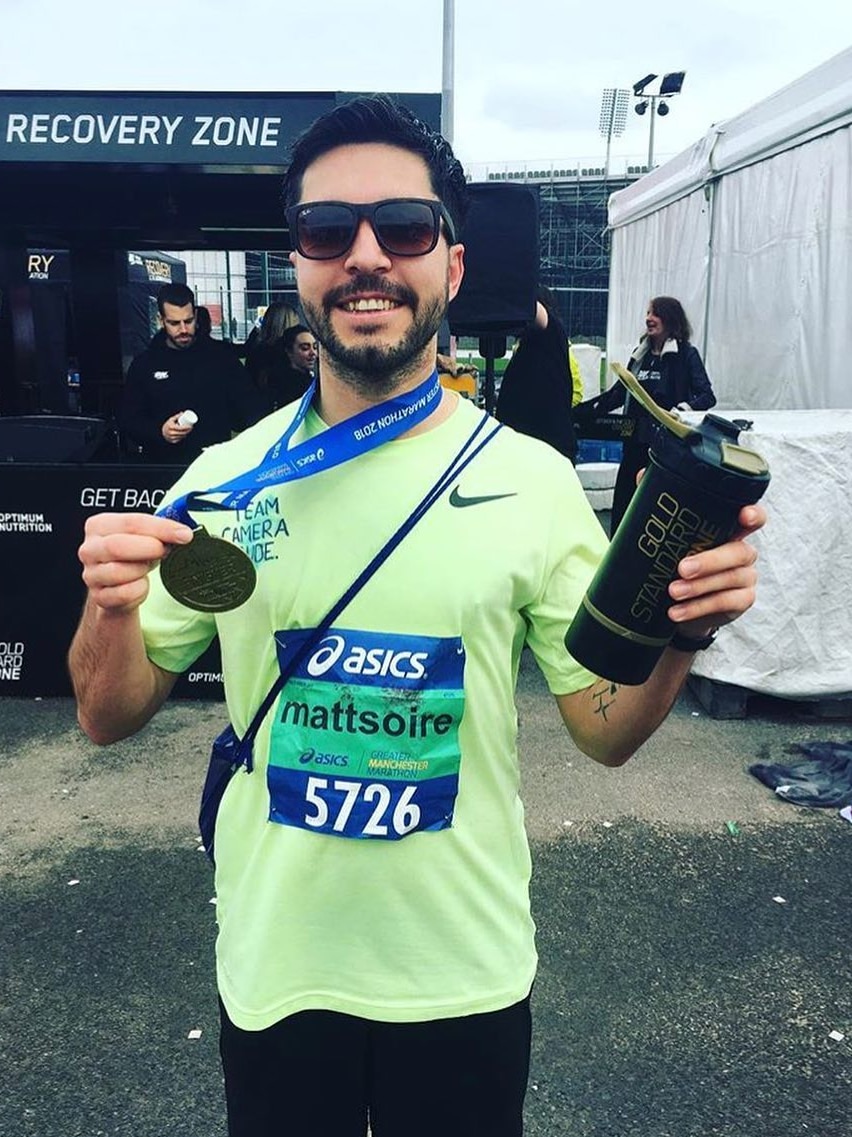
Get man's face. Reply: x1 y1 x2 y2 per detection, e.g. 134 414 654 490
161 302 196 350
287 332 318 373
290 142 464 395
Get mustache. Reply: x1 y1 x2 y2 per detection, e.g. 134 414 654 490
324 275 417 311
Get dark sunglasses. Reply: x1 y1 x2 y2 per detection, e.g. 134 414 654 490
285 198 457 260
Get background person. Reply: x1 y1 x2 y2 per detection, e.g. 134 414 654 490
569 342 583 406
575 295 716 531
196 304 249 362
495 285 577 463
251 323 317 410
119 283 268 465
195 305 213 339
69 98 763 1137
243 300 301 374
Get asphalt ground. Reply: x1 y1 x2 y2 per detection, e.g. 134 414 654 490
1 652 849 1137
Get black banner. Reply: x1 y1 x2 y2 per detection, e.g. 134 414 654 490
0 91 441 167
0 463 223 700
25 248 71 283
125 250 187 286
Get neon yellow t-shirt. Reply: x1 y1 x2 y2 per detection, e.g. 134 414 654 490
140 396 608 1030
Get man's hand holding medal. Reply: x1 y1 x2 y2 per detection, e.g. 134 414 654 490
77 512 194 613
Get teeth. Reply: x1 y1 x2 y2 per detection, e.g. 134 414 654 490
344 298 398 312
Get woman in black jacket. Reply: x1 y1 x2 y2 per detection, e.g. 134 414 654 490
577 296 716 532
248 323 317 410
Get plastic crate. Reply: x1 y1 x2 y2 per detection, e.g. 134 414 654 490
576 439 623 464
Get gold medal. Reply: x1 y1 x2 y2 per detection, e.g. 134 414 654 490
160 527 256 612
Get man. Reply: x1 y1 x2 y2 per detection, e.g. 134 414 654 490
69 97 765 1137
119 282 267 464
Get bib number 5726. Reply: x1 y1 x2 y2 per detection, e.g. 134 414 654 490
304 776 421 838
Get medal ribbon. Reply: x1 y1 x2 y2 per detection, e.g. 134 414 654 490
158 370 442 527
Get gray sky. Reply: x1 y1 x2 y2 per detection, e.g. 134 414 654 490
1 0 850 172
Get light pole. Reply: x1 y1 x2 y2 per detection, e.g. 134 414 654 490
599 88 629 178
632 71 685 169
442 0 455 144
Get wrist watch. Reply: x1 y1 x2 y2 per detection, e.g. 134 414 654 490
669 628 719 652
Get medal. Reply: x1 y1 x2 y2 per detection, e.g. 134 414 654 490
160 527 256 612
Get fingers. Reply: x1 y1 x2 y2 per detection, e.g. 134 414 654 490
731 502 767 541
79 513 193 611
667 514 762 629
668 572 758 628
81 511 193 547
161 415 193 444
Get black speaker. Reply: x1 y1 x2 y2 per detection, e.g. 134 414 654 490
448 183 539 336
0 415 109 462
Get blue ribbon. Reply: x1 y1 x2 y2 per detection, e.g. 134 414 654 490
158 370 442 527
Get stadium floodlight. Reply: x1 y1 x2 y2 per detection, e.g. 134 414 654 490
630 70 686 169
659 71 686 96
599 88 630 137
632 73 658 96
599 88 630 178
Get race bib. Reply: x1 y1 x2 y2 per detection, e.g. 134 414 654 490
267 628 465 840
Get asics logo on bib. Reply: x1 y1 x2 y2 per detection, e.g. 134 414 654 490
299 747 349 767
307 634 428 681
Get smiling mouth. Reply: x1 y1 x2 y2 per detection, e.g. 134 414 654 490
341 298 402 313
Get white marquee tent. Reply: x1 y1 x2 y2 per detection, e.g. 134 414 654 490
606 47 852 410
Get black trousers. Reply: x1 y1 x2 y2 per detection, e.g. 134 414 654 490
610 440 648 533
219 995 532 1137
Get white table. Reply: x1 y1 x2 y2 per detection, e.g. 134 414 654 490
684 409 852 701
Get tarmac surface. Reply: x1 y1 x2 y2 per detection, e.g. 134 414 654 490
1 651 850 1136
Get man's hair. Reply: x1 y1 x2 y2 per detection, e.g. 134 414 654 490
649 296 692 343
157 282 195 315
282 95 469 235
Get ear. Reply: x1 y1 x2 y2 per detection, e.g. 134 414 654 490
447 243 464 302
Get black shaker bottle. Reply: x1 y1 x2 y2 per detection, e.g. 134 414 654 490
564 363 770 685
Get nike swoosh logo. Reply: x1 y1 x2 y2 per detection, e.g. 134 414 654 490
449 487 517 508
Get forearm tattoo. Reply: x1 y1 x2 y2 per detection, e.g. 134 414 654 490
590 678 620 721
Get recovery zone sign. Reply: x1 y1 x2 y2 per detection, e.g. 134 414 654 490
0 92 332 165
0 92 441 166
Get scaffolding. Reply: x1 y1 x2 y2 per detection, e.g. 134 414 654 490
537 175 634 343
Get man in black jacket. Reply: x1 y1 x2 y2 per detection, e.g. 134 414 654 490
120 283 268 464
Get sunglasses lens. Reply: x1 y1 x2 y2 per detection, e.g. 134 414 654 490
291 201 443 258
296 204 357 259
374 201 438 255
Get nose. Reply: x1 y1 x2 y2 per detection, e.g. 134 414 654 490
342 217 392 272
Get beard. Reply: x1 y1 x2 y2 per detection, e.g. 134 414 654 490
301 275 448 399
